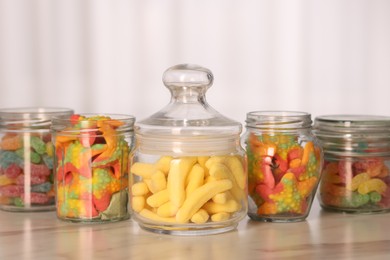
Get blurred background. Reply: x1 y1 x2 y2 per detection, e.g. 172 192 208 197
0 0 389 126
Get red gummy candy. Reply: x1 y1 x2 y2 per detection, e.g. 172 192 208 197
0 185 24 197
93 192 111 212
338 160 353 180
255 184 274 203
57 162 77 180
70 114 81 124
30 164 51 177
290 166 306 179
83 199 99 218
79 132 96 147
4 163 22 179
16 174 48 185
22 192 50 204
288 147 304 161
354 159 383 177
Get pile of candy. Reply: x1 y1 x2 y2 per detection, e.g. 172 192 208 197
320 158 390 211
0 133 54 208
246 133 322 219
130 155 246 225
55 115 130 221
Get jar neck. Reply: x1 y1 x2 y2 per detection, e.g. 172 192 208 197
136 133 241 156
245 111 313 131
168 85 207 104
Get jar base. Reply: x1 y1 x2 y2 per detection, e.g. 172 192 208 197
0 204 56 212
57 214 130 223
138 222 238 236
248 213 307 223
320 204 390 214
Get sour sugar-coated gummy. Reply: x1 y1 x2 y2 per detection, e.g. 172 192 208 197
55 115 130 222
319 158 390 212
246 133 322 220
0 134 56 209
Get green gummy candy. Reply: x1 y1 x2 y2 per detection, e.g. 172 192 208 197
42 154 53 169
351 193 370 207
15 149 42 164
30 151 41 164
14 197 24 207
31 136 46 155
369 191 382 203
31 182 52 193
100 190 128 220
0 151 23 168
341 193 370 208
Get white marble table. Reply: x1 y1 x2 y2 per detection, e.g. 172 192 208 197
0 202 389 259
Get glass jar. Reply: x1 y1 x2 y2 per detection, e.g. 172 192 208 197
0 107 73 211
130 64 247 235
242 111 323 222
51 114 135 222
314 115 390 213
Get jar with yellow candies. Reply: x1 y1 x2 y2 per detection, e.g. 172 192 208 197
130 64 247 235
0 107 73 211
314 115 390 213
52 114 135 222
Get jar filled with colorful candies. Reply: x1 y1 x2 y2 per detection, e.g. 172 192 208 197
130 64 247 235
242 111 323 222
51 114 135 222
0 107 73 211
314 115 390 213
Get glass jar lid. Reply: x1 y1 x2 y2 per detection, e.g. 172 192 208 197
313 115 390 157
0 107 74 130
136 64 242 155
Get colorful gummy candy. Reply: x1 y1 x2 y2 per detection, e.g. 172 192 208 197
246 133 322 220
0 132 55 209
319 158 390 211
54 115 130 221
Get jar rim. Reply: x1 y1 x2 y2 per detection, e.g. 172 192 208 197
0 107 73 116
0 107 74 130
51 113 135 134
245 110 312 130
314 114 390 134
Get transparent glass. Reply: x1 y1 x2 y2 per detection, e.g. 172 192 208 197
51 114 135 223
0 107 73 211
314 115 390 213
242 111 323 222
131 64 247 235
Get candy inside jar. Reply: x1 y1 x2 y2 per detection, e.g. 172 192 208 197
130 64 247 235
52 114 135 222
0 107 73 212
314 115 390 213
242 111 323 222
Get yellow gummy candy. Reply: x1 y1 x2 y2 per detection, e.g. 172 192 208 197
191 209 209 224
132 196 145 213
0 175 15 186
211 212 230 222
146 189 169 208
358 178 387 195
131 182 149 196
347 172 370 191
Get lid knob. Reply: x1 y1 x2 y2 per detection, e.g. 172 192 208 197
163 64 213 89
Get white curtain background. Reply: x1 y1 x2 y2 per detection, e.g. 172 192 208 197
0 0 389 125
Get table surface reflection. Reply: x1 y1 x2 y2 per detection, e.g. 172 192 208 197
0 202 389 259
